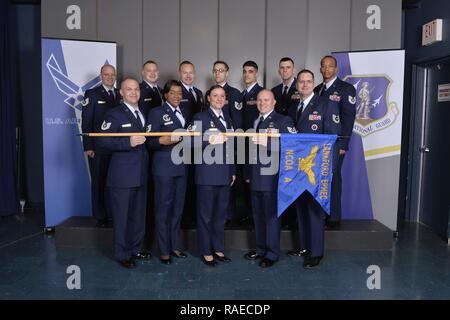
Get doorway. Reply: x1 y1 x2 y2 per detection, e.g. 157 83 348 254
408 57 450 240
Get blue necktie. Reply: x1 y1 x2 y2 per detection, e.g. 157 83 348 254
135 110 143 128
256 116 264 131
189 88 197 102
296 101 304 122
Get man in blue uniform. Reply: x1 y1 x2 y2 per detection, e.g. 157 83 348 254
244 89 295 268
271 57 300 230
138 60 163 251
288 69 341 268
147 80 190 265
192 85 236 266
179 60 204 118
271 57 300 115
314 55 356 229
96 78 151 268
139 60 163 118
81 64 121 228
211 60 243 130
242 60 263 130
179 61 203 228
240 61 264 228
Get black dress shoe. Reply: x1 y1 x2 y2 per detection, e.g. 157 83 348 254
118 258 136 269
325 221 340 230
171 250 187 258
212 252 231 263
303 256 322 268
287 249 310 257
132 252 152 260
95 219 108 228
259 258 276 268
160 257 172 265
244 250 263 260
201 256 217 267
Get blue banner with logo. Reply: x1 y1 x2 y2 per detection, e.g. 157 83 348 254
277 134 337 217
41 38 116 227
334 50 404 230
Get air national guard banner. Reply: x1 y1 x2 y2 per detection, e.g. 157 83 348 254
41 38 116 227
278 134 337 217
333 50 404 230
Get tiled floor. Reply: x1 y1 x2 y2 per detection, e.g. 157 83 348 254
0 212 449 300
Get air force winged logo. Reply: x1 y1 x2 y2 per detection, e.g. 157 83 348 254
343 74 399 137
46 54 104 112
297 145 319 186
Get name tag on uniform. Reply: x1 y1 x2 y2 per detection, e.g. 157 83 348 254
121 123 132 128
291 93 301 100
98 100 106 104
144 98 152 102
164 121 173 126
180 99 188 102
208 128 219 132
247 100 257 106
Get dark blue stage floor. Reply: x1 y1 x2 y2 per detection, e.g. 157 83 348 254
0 211 449 300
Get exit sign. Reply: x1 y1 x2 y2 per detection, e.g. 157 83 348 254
422 19 443 46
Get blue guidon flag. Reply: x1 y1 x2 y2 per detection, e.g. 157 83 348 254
277 134 337 217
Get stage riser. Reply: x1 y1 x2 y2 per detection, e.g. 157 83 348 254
55 217 393 251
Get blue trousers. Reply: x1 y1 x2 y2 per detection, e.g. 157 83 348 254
196 185 230 256
295 192 326 258
153 175 187 255
109 186 147 260
251 190 281 261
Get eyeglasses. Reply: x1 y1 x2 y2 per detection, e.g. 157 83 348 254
213 69 227 74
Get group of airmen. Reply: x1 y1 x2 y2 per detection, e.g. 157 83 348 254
81 55 356 269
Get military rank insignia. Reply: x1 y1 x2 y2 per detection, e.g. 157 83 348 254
101 121 111 130
287 127 297 134
187 124 197 131
349 96 356 104
82 98 89 106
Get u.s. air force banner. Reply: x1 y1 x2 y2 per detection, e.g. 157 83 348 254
277 134 337 217
41 38 116 227
334 50 404 230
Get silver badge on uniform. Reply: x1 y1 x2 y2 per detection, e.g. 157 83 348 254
163 114 171 122
82 97 89 106
101 121 111 131
146 124 152 132
210 121 215 128
311 124 318 131
234 101 243 110
333 114 340 124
